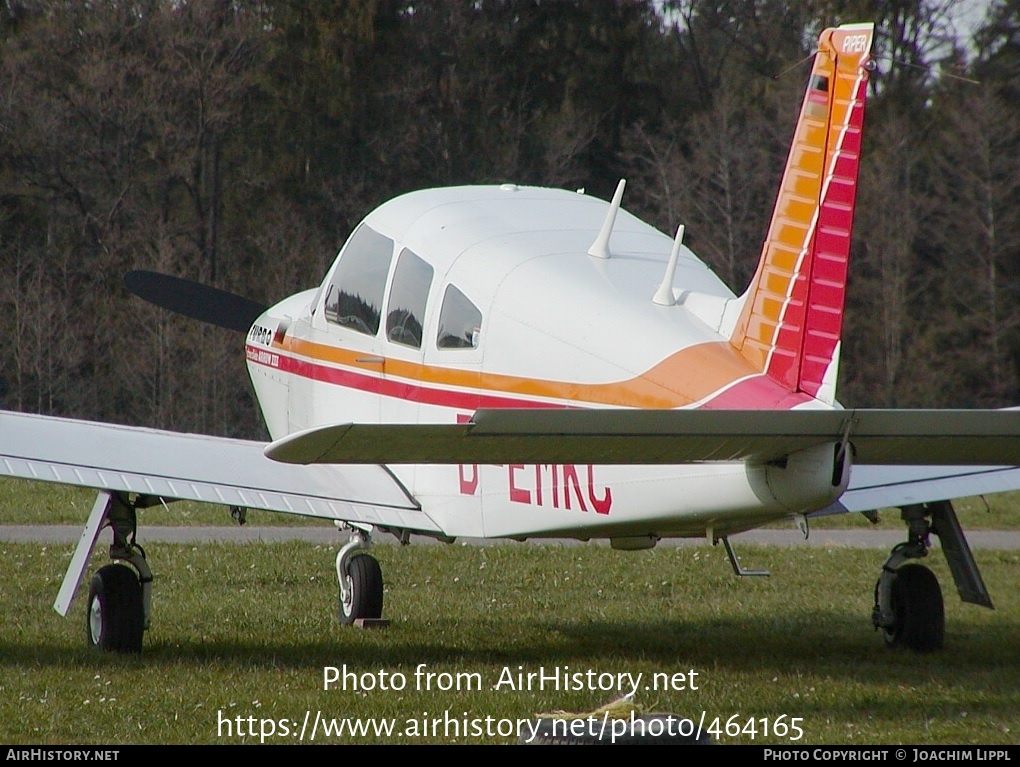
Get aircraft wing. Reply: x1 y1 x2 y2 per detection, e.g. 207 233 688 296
266 408 1020 466
0 410 440 533
8 407 1020 530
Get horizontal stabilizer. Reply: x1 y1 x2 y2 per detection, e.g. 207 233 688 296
265 408 1020 466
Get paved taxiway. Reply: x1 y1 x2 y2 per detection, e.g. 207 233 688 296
2 526 1019 548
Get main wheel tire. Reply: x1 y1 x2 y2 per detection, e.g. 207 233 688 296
880 563 944 653
87 564 144 653
338 554 383 625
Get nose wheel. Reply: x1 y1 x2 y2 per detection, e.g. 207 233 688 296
339 553 384 625
336 527 384 625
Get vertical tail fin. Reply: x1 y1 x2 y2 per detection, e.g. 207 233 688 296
729 23 874 404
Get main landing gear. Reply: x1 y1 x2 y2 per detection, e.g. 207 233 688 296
871 501 993 653
55 491 153 654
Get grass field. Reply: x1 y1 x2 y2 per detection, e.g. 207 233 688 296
1 535 1018 744
0 478 325 527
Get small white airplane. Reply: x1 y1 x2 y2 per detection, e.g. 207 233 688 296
4 22 1020 655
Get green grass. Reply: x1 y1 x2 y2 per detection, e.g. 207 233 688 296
0 478 327 526
1 539 1018 744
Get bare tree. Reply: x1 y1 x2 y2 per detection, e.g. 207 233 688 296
929 85 1020 405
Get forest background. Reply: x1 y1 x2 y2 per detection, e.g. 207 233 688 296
1 0 1018 440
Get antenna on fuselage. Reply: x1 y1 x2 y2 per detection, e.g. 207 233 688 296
652 224 685 307
587 179 626 259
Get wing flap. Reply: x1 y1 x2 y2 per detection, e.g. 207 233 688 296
0 411 440 533
265 408 1020 466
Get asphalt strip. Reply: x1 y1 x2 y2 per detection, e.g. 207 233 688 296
1 526 1018 549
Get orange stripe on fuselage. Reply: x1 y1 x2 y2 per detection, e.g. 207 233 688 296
278 335 770 410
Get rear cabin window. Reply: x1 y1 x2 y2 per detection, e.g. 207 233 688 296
323 225 393 336
437 285 482 349
385 249 433 349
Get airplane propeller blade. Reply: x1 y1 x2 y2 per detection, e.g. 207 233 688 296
124 270 268 333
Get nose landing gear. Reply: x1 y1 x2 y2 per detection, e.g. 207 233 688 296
336 525 384 626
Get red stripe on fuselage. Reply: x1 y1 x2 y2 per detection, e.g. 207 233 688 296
250 345 560 411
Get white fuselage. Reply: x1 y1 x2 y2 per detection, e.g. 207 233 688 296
245 186 847 541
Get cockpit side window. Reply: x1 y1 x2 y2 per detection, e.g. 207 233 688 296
437 284 482 349
323 225 393 336
385 249 433 349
